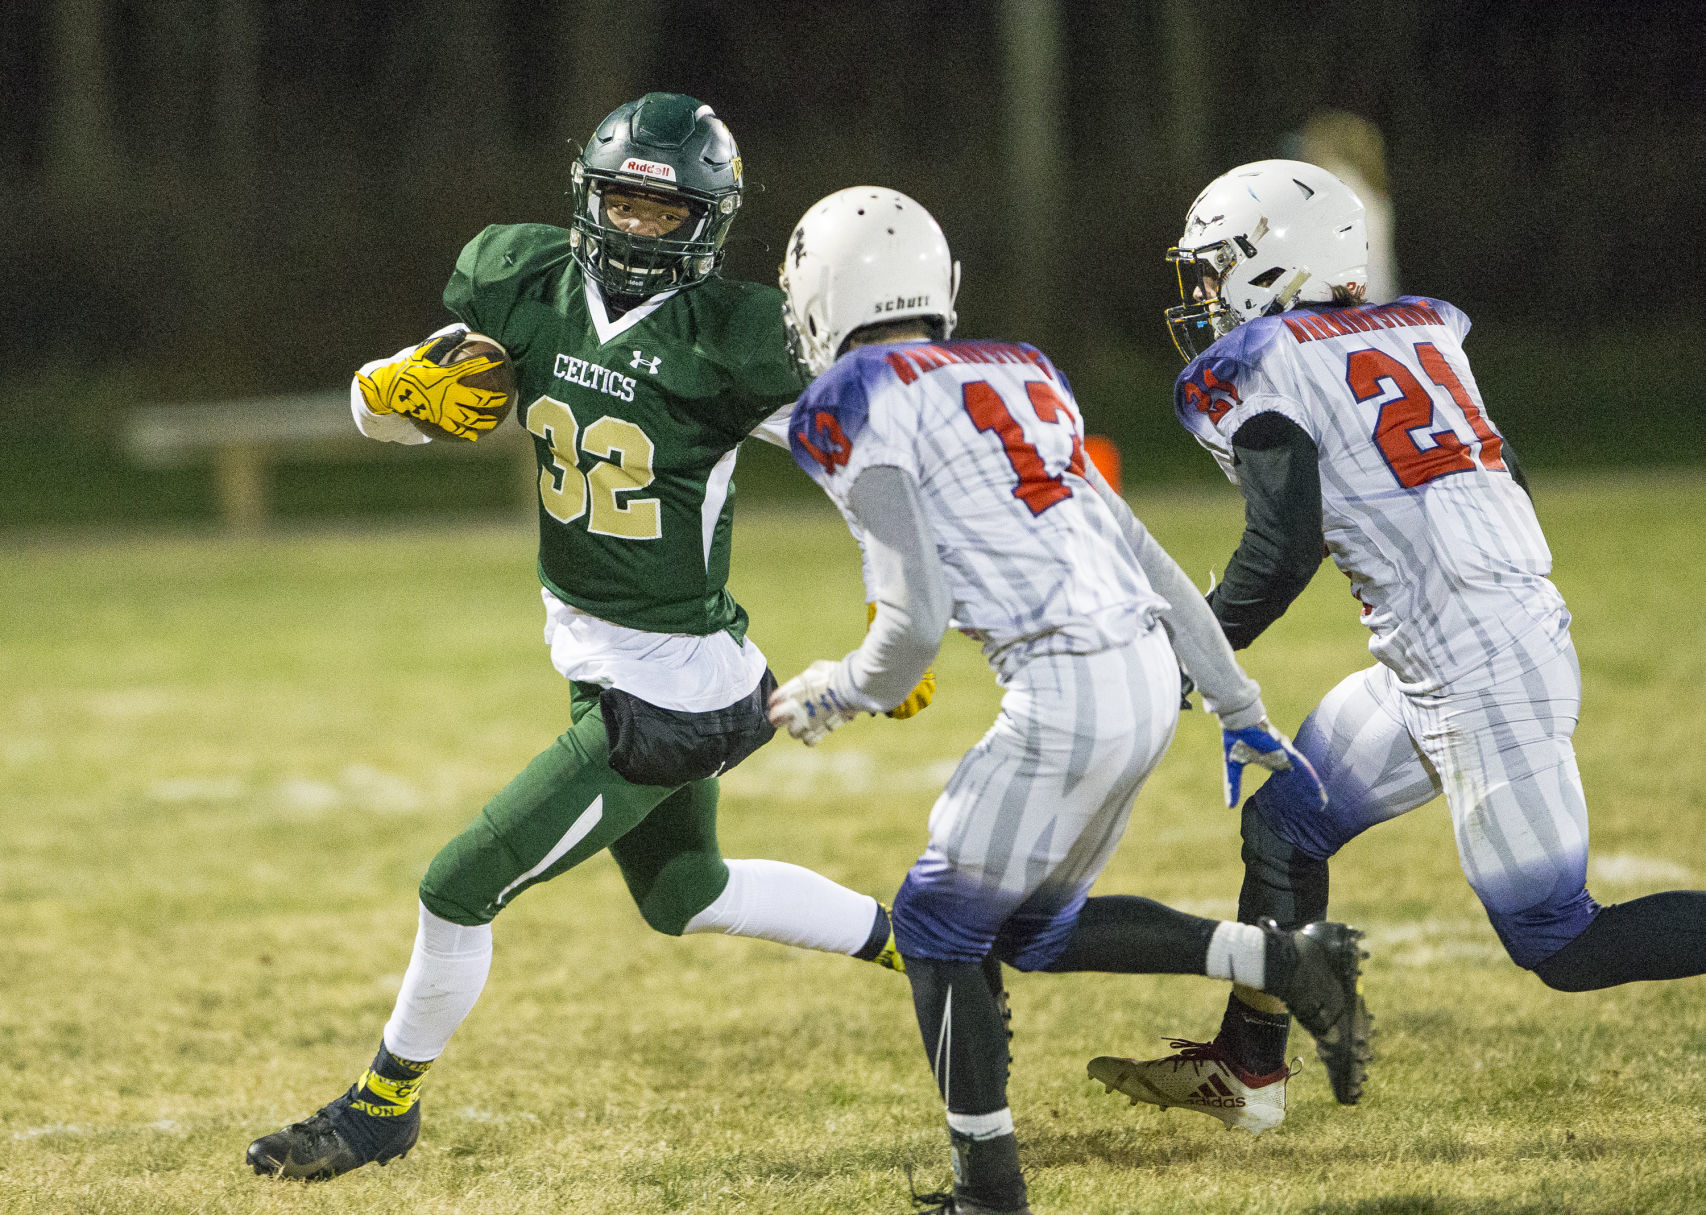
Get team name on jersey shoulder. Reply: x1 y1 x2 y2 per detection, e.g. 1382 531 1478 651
553 353 637 402
1283 300 1445 344
883 340 1055 386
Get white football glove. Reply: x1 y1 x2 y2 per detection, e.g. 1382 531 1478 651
768 660 860 746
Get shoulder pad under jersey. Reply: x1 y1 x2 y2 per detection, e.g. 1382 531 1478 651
444 224 573 336
788 349 883 479
1174 317 1287 434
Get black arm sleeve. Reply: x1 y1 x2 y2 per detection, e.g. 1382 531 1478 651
1502 436 1533 499
1206 412 1325 650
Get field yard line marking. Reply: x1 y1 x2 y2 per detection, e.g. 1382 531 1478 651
496 795 604 907
11 1120 183 1140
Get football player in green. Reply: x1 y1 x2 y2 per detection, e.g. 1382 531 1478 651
245 92 925 1181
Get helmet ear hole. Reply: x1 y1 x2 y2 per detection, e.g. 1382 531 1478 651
1247 267 1285 288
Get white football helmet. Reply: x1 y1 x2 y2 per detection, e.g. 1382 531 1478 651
1166 159 1369 360
779 187 959 378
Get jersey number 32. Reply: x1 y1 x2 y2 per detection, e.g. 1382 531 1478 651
525 395 662 539
1345 340 1506 490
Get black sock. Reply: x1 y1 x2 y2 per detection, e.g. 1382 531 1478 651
1216 992 1293 1076
333 1042 428 1155
950 1129 1027 1211
906 958 1011 1113
1210 784 1335 1074
982 955 1013 1065
1039 895 1219 974
1532 891 1706 990
1237 788 1330 930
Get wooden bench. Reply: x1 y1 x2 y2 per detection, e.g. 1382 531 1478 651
126 391 535 530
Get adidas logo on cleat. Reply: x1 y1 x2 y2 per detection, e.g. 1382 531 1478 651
1185 1076 1246 1109
1088 1041 1292 1134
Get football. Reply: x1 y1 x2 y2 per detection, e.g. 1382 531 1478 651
406 332 517 441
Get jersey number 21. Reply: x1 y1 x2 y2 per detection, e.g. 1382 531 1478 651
1345 341 1506 490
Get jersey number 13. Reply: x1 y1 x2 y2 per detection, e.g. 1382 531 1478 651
962 378 1088 515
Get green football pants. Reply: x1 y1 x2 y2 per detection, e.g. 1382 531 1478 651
419 683 729 934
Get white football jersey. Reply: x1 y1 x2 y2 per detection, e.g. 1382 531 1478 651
789 339 1163 653
1175 296 1568 695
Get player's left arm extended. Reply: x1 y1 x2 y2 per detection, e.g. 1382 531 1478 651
1209 412 1325 650
749 404 936 719
768 465 951 745
1084 462 1323 810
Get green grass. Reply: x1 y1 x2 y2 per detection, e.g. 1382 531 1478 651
2 472 1704 1214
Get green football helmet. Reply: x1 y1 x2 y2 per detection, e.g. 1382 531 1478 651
570 92 744 302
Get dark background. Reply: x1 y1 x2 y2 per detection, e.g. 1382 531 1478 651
3 0 1702 527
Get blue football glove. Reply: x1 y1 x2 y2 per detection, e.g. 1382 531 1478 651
1221 720 1326 810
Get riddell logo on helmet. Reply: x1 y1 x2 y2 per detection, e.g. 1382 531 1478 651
621 158 677 182
873 295 930 314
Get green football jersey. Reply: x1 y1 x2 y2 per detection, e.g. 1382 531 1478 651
444 223 805 638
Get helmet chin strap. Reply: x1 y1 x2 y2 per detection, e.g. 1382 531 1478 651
1268 269 1311 314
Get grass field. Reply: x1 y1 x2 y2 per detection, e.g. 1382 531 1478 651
3 472 1704 1215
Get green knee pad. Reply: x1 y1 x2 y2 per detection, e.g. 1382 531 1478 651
609 779 729 935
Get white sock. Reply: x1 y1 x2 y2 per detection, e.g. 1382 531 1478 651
1205 921 1268 989
947 1108 1015 1141
381 902 494 1063
682 858 878 955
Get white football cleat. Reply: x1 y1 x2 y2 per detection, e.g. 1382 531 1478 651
1087 1039 1295 1134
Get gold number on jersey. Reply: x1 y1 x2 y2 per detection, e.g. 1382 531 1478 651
523 396 661 538
582 417 662 539
526 396 587 523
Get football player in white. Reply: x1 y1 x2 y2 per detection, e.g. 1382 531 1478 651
771 187 1374 1215
1092 159 1706 1132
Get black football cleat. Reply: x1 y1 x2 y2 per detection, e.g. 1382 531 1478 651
246 1085 420 1181
1267 919 1374 1105
908 1184 1032 1215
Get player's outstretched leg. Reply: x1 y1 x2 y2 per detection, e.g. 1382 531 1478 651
248 699 661 1180
609 779 906 970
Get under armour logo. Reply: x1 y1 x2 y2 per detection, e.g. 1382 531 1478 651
631 350 662 374
791 227 807 268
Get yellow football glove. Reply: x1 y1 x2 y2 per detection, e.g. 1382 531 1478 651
868 601 937 719
354 334 509 441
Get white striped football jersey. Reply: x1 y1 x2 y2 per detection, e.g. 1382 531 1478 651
1175 296 1568 695
790 339 1163 654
